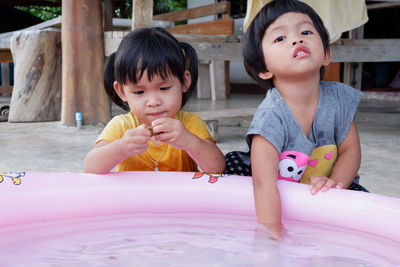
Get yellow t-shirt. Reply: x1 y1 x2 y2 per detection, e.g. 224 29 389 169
96 111 214 172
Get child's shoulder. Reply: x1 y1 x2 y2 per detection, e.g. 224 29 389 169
107 112 138 128
177 110 201 120
320 80 357 91
258 88 285 111
320 81 363 99
252 88 287 123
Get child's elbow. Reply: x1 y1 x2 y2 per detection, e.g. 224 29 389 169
83 157 107 174
83 164 96 174
203 159 226 174
83 166 110 174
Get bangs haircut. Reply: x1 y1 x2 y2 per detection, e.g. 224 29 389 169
243 0 330 88
114 28 186 89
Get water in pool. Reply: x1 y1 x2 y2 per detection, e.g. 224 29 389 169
0 212 399 266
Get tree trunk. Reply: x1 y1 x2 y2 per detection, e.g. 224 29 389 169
61 0 110 126
9 30 61 122
131 0 153 30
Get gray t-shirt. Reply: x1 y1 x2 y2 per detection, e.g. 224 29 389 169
246 81 362 182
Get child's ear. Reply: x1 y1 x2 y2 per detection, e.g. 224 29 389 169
258 70 273 80
113 81 127 101
322 48 332 66
182 70 191 93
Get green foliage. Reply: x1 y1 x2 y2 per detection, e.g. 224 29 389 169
16 6 61 21
114 0 187 18
154 0 186 15
16 1 186 21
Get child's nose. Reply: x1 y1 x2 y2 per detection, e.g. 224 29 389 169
292 40 304 46
147 93 161 106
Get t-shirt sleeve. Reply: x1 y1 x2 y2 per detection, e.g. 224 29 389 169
246 107 285 153
96 116 127 144
334 83 363 145
183 113 215 142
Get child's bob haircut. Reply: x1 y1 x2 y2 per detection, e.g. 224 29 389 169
243 0 330 89
104 27 198 111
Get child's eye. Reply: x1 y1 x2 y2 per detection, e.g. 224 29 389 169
160 86 171 91
301 30 313 35
133 90 144 95
274 36 286 43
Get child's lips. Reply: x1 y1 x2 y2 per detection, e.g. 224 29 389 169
147 111 165 118
293 46 310 58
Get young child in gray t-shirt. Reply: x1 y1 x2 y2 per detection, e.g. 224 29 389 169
223 0 367 240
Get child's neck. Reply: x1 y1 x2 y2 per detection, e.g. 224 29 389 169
275 75 321 137
274 75 320 105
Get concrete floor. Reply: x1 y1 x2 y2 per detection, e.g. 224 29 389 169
1 93 399 198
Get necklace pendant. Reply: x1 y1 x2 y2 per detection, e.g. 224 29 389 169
154 167 159 171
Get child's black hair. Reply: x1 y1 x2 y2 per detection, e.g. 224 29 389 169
104 27 198 111
243 0 330 89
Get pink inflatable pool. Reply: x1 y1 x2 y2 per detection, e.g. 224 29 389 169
0 171 399 265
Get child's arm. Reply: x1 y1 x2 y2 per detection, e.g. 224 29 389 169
83 125 152 173
151 117 225 173
309 121 361 194
251 134 283 240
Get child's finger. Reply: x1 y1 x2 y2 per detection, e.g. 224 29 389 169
151 119 169 135
310 177 326 195
151 117 169 127
257 222 284 241
138 122 150 129
154 131 175 144
321 179 335 192
153 118 181 136
136 124 152 136
309 176 322 187
124 134 149 147
335 182 344 189
151 124 165 135
120 135 149 157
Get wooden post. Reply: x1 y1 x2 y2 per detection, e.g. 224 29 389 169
0 50 13 63
343 27 364 89
0 50 13 95
103 0 113 31
1 63 10 87
61 0 110 126
131 0 153 30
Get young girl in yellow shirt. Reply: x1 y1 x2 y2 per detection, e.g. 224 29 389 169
84 27 225 174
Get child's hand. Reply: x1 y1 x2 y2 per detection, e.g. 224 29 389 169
256 222 290 241
262 222 285 241
119 124 152 157
151 117 191 149
309 176 343 195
